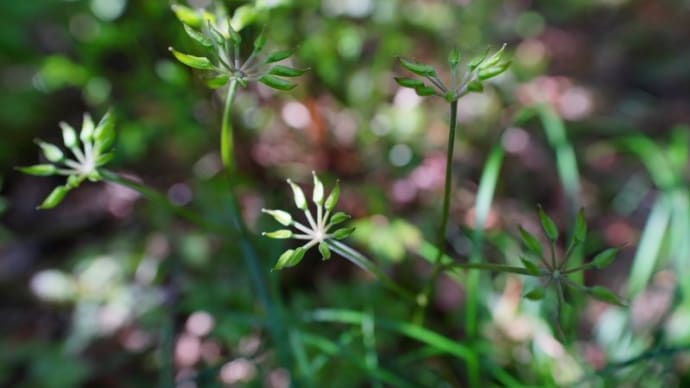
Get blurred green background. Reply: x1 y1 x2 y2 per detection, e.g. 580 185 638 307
1 0 690 386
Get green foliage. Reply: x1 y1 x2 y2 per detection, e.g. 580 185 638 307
6 0 690 386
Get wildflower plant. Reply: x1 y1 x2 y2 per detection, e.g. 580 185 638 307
394 46 511 326
395 44 510 102
518 207 626 329
262 172 353 270
17 111 115 209
169 4 306 172
447 207 627 335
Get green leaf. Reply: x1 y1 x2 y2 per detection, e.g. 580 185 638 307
477 61 511 80
206 74 229 89
80 113 95 142
259 75 296 91
331 227 355 240
394 77 424 89
466 80 483 92
329 212 350 226
38 142 64 163
183 24 213 47
273 248 306 270
17 164 57 176
537 205 559 241
38 185 69 209
262 209 293 226
573 208 587 243
263 229 293 239
287 179 307 210
592 248 618 269
414 85 437 97
524 287 545 300
520 256 541 276
171 4 204 28
265 50 293 63
60 122 78 148
319 242 331 260
399 57 436 77
519 226 543 256
94 110 115 153
269 65 308 77
588 286 627 307
312 172 324 205
169 48 214 70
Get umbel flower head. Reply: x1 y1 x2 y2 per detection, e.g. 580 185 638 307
262 172 354 270
517 207 626 332
17 111 115 209
396 45 510 102
169 4 306 91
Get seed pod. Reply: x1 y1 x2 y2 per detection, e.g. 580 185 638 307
259 75 296 91
592 248 618 269
324 181 340 212
319 242 331 260
38 142 64 163
262 209 293 226
312 172 324 205
263 230 293 239
169 48 214 70
266 50 293 63
537 205 559 242
38 185 69 209
287 179 307 210
17 164 57 176
399 57 436 77
60 122 78 149
519 226 543 256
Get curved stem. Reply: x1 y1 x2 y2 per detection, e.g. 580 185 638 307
216 85 293 373
220 80 239 172
414 100 459 323
327 240 417 304
100 170 226 234
442 262 537 276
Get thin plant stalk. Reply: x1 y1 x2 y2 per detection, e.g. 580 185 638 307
414 100 459 323
328 240 417 304
220 80 239 172
215 81 294 373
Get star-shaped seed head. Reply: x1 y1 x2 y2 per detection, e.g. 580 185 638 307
262 172 354 270
17 111 116 209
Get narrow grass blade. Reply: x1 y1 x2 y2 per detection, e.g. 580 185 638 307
299 332 417 388
467 142 504 342
306 309 474 362
627 197 671 297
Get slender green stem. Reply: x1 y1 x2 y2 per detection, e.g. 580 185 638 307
442 262 537 276
220 80 239 172
100 170 227 234
414 99 459 323
215 82 293 373
328 240 417 304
